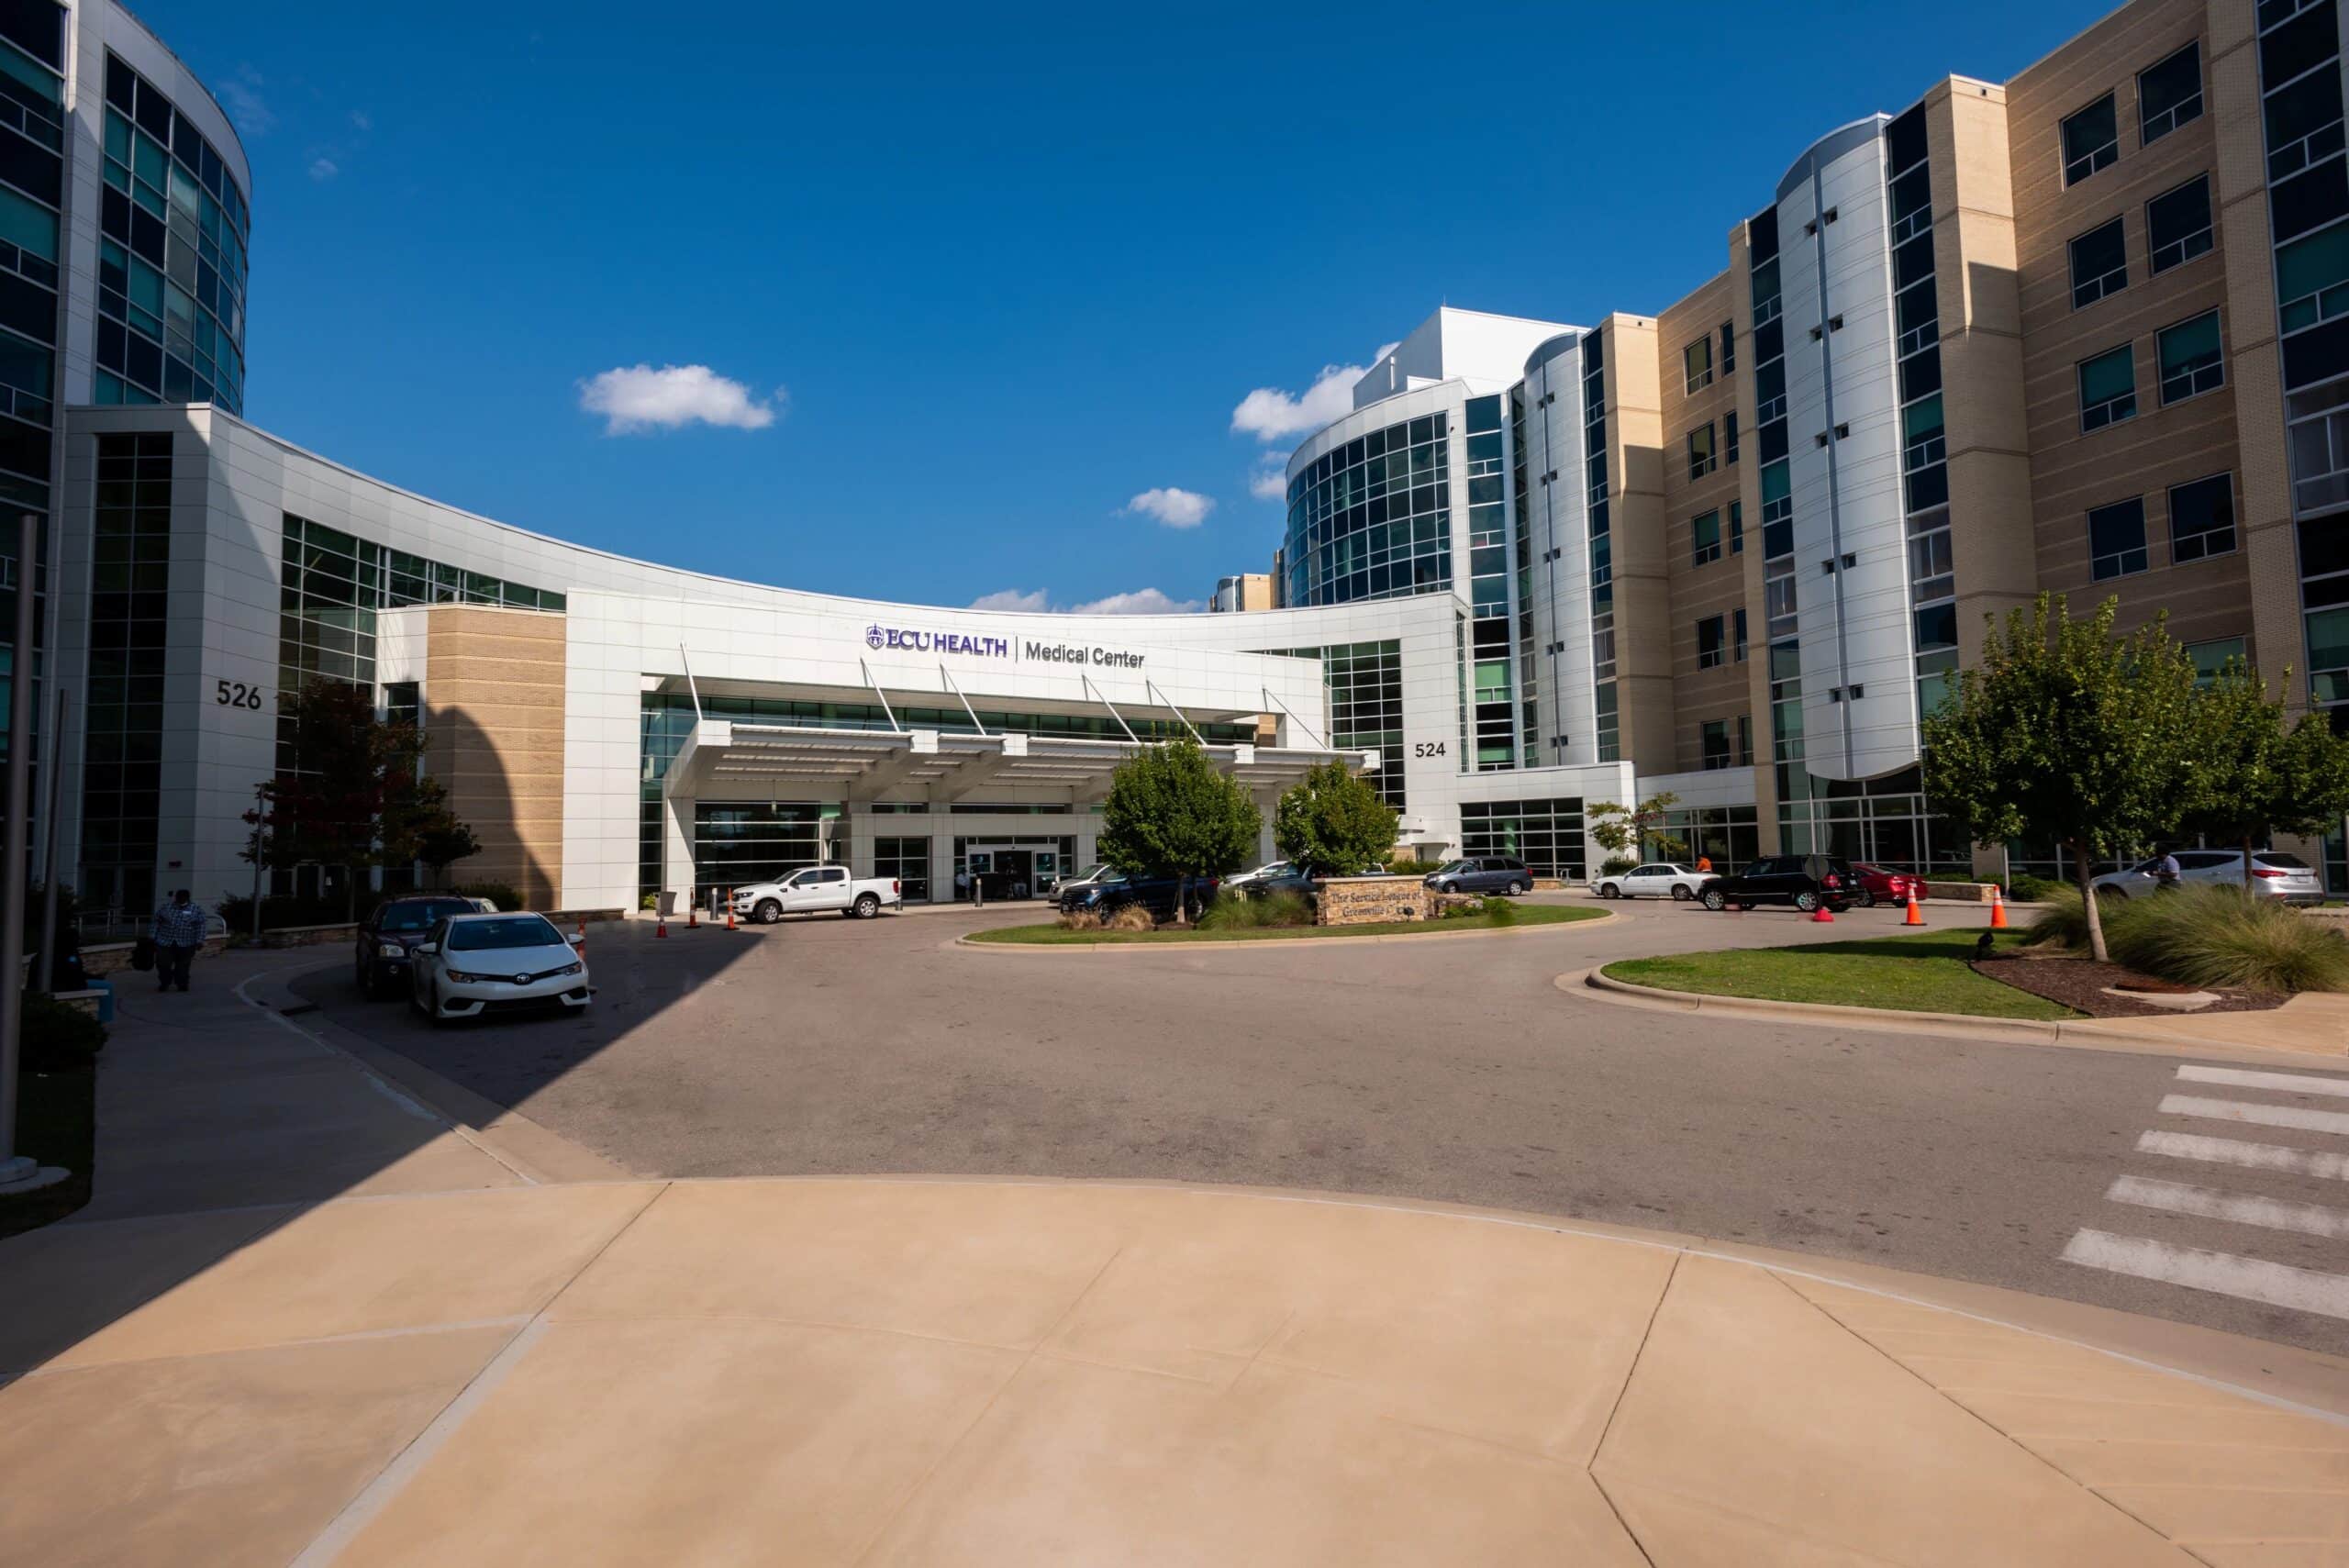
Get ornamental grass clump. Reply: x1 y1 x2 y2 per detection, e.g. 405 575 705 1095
2029 884 2349 993
2105 884 2349 995
1196 890 1313 931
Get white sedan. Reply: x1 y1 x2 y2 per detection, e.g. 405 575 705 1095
1591 862 1711 901
2092 849 2328 904
409 911 591 1028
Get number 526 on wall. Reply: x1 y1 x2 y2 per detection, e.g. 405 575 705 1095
215 679 265 711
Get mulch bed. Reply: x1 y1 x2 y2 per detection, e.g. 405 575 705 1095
1971 951 2286 1018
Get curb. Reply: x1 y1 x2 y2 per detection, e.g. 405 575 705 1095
1564 965 2346 1063
956 908 1619 953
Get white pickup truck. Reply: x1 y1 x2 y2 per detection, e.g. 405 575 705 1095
729 867 904 922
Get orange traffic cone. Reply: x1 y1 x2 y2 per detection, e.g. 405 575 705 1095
1989 886 2009 929
1904 891 1926 926
725 888 736 930
1809 900 1835 923
654 915 667 939
575 919 585 952
686 895 698 929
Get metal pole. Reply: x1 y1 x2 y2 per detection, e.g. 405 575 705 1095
35 682 61 994
2 512 40 1181
250 782 265 940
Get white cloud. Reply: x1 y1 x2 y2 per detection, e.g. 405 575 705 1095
216 68 273 136
1122 486 1214 528
1248 452 1289 501
967 587 1203 616
350 109 373 132
968 587 1051 613
577 363 784 435
306 156 339 182
1230 361 1369 442
1070 588 1203 616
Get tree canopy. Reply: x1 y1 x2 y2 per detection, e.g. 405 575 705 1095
1922 595 2200 961
1097 737 1262 917
1273 760 1398 875
2176 658 2349 887
1587 793 1687 866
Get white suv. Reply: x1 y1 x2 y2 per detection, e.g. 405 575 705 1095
2092 849 2327 904
1592 862 1710 901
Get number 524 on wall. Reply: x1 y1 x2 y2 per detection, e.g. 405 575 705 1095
215 679 265 711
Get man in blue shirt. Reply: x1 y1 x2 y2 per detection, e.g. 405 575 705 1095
150 888 207 992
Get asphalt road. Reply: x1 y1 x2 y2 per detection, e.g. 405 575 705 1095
295 895 2349 1356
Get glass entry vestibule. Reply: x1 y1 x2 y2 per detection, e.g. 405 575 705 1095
952 836 1077 901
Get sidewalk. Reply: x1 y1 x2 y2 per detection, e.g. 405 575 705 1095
3 951 2345 1564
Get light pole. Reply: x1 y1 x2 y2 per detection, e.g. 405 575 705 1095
1 510 50 1189
34 680 62 994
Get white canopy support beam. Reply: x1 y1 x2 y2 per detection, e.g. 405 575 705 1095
859 658 903 733
845 728 940 803
1081 673 1140 744
679 644 704 719
1262 684 1326 751
1144 678 1202 744
938 662 989 736
932 731 1029 803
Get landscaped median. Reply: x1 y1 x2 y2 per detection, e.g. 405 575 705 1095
1602 929 2074 1021
966 903 1605 946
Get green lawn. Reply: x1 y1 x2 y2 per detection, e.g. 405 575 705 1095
1601 929 2075 1020
969 903 1604 945
0 1067 94 1239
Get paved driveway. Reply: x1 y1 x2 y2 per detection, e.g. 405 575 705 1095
295 896 2349 1356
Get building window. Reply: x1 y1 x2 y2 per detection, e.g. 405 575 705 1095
2077 343 2138 432
1720 321 1736 373
2146 174 2214 272
2277 221 2349 336
1697 615 1726 669
2069 217 2129 307
1729 500 1744 554
2062 93 2120 185
1685 336 1713 394
1281 412 1452 607
873 836 931 902
1459 797 1586 879
1692 509 1722 566
1724 410 1740 464
1702 719 1732 770
2168 473 2237 562
2139 42 2204 144
2187 636 2245 684
2265 60 2345 191
1734 606 1749 662
384 682 420 728
1687 422 1717 479
2157 310 2224 403
2088 496 2149 581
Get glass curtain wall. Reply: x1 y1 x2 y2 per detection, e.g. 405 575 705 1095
1585 331 1618 760
1458 797 1586 878
1249 641 1406 810
1283 412 1451 606
75 430 167 916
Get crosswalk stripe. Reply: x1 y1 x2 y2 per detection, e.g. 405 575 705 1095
2138 1129 2349 1181
2159 1094 2349 1138
2061 1229 2349 1320
2176 1064 2349 1100
2106 1173 2349 1239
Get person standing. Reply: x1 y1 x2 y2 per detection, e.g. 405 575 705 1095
150 888 206 993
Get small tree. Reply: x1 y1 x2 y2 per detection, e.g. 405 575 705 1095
1923 595 2201 962
1097 736 1262 923
2180 662 2349 885
1274 761 1398 876
249 677 479 918
1587 793 1686 867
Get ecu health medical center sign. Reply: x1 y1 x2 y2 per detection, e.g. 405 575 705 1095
863 624 1146 670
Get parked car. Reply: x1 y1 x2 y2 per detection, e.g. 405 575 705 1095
1697 855 1856 914
1847 862 1932 908
1241 866 1320 903
354 895 483 998
1224 860 1297 894
1056 870 1218 923
1591 862 1709 901
463 895 499 913
2092 849 2327 904
731 867 904 922
409 912 590 1028
1424 857 1533 895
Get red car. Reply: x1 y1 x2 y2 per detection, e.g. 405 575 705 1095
1849 862 1931 908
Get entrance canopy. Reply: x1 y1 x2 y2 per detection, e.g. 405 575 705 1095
663 719 1375 805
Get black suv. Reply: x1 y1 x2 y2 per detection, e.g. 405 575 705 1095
1055 871 1218 923
1697 855 1856 914
355 895 484 997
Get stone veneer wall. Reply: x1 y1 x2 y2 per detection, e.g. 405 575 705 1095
1314 875 1433 926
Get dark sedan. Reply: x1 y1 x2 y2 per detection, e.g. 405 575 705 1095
355 895 485 997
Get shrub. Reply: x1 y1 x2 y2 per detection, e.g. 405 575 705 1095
1600 856 1638 877
1104 903 1157 933
2107 884 2349 994
1386 858 1443 877
21 991 106 1073
2008 873 2064 903
640 893 659 911
1055 907 1105 931
1199 890 1313 930
451 882 520 912
1483 894 1520 928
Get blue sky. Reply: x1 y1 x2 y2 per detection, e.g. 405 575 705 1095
139 0 2113 614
